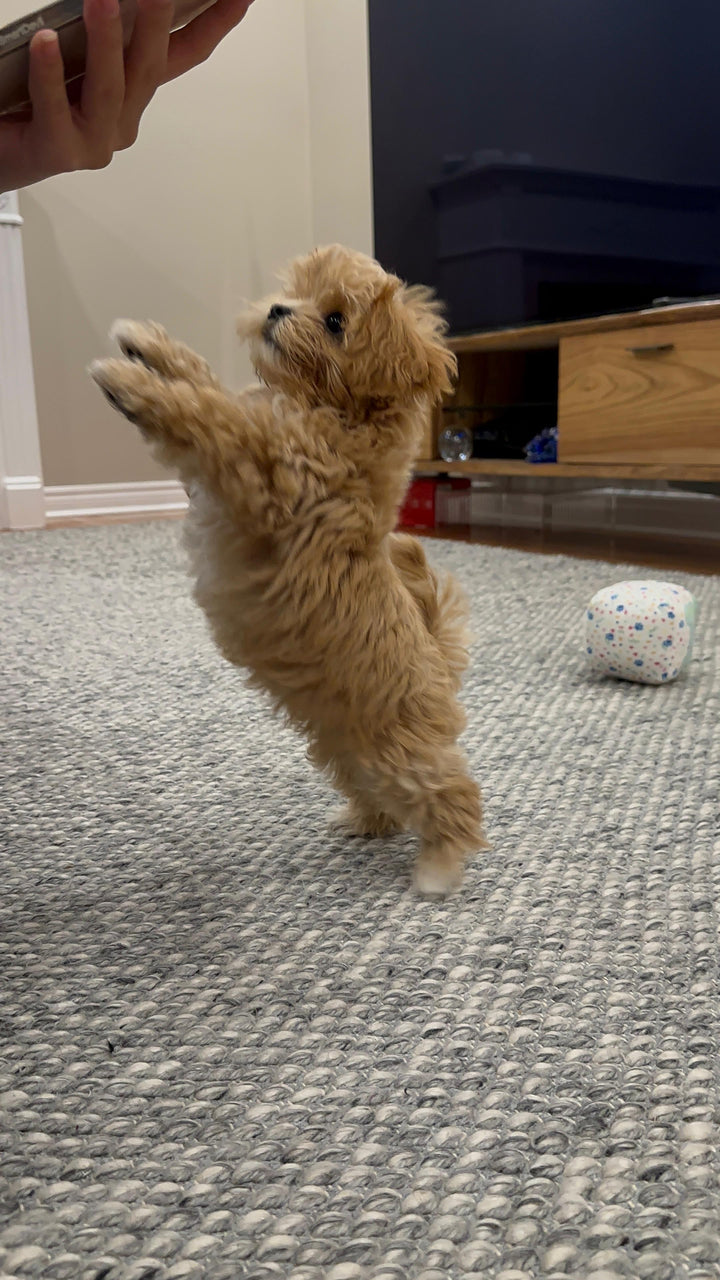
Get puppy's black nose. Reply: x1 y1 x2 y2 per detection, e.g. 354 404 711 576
268 304 292 322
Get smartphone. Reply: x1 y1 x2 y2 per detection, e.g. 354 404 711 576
0 0 216 115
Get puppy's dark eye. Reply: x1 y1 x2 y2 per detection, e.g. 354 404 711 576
324 311 344 337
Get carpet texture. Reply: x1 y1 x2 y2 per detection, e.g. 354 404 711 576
1 522 719 1280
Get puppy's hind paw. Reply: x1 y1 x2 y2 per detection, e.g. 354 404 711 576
328 803 402 840
328 804 361 837
413 852 464 900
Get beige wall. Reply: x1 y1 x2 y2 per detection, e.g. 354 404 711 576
20 0 372 487
304 0 373 254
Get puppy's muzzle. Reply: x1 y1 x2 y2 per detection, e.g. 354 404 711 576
263 303 293 347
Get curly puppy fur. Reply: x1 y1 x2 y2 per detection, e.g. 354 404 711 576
90 244 487 895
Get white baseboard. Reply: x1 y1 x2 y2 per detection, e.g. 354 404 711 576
45 480 189 523
2 474 45 530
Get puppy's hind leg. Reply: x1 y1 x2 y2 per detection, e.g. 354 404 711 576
389 532 471 690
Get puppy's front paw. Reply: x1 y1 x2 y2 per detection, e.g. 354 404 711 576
89 356 174 440
111 319 218 388
110 320 162 371
89 357 147 425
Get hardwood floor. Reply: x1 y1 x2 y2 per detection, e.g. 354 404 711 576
9 511 718 574
417 523 720 574
47 511 185 529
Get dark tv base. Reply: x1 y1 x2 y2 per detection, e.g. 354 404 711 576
440 249 720 335
431 161 720 333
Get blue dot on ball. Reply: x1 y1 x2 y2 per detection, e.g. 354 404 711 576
587 610 594 620
634 622 644 631
668 611 675 619
587 646 593 654
616 605 624 612
634 659 644 667
662 639 672 648
679 621 685 629
662 672 668 680
605 632 614 641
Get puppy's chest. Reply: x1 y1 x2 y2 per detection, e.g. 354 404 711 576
185 496 376 677
186 501 273 612
185 497 323 647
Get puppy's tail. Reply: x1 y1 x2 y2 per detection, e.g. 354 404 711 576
389 532 471 689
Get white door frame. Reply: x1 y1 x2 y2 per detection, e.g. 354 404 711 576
0 189 45 530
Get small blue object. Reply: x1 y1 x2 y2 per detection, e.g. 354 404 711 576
524 426 558 464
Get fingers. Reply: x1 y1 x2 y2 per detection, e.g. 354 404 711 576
6 0 255 190
164 0 255 82
26 0 128 177
80 0 125 163
119 0 174 147
26 29 75 160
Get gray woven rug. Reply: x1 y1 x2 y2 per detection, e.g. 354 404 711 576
1 522 719 1280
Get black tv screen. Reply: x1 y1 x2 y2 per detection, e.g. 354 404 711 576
368 0 720 334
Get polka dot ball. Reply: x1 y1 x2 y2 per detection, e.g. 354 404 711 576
583 579 698 685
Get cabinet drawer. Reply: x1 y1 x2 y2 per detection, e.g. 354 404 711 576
558 320 720 464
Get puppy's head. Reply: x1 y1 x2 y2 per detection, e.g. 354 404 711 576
238 245 456 411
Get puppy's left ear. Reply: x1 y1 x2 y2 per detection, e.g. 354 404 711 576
375 280 457 403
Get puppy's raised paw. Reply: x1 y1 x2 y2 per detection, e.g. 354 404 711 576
110 320 218 388
89 357 167 436
110 320 159 370
89 357 142 424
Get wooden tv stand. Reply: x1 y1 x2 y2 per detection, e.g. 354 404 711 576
417 299 720 482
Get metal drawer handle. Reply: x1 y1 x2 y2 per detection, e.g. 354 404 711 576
627 342 675 356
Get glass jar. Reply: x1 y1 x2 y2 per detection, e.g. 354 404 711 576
438 424 473 462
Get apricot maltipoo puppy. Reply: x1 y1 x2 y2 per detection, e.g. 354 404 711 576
90 245 487 895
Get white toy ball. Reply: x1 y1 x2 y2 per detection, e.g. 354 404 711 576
584 579 698 685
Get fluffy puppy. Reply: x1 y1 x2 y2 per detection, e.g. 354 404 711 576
90 244 487 895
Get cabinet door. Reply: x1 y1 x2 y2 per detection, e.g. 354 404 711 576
558 320 720 465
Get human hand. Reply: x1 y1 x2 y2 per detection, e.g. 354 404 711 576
0 0 255 192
